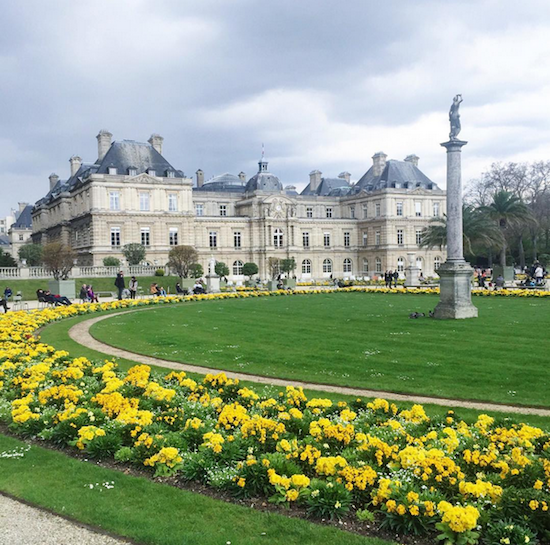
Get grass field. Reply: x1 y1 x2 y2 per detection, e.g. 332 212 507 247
0 275 179 301
89 292 550 408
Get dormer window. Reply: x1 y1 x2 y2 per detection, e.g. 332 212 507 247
147 168 156 177
166 169 175 178
128 167 137 176
108 166 117 175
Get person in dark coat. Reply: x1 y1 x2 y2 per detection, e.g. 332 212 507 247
0 296 9 312
114 271 125 300
393 270 399 288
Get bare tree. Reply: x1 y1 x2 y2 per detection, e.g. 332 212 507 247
42 242 76 280
168 246 198 279
267 257 280 280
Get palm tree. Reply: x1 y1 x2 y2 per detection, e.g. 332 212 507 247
480 191 535 268
420 205 503 258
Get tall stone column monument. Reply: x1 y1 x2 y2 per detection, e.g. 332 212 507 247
433 95 478 319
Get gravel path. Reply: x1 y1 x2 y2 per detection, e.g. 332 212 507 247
0 493 130 545
68 311 550 418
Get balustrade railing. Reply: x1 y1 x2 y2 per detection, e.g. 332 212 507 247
0 265 168 280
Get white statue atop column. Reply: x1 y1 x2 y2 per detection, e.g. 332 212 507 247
206 255 221 293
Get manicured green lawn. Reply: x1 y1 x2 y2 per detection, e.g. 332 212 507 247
0 434 391 545
0 275 179 301
89 292 550 408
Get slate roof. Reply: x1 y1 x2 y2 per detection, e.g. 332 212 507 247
301 177 351 197
352 160 439 194
195 173 246 193
12 205 33 229
0 235 9 246
245 161 283 193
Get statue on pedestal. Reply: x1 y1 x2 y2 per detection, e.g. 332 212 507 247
449 94 463 140
208 256 216 276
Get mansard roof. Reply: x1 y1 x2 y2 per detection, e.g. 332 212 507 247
352 159 439 194
12 205 33 229
195 173 246 193
301 177 352 197
245 160 283 193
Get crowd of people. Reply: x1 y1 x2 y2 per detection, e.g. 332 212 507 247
79 284 99 303
384 270 400 288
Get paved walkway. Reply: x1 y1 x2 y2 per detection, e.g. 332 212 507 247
0 493 129 545
69 311 550 417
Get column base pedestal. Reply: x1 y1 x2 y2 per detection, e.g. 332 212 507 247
433 261 478 319
404 266 421 287
206 274 220 294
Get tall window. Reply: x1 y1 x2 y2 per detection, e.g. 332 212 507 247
168 193 177 212
195 203 204 216
169 228 178 246
375 230 381 245
273 228 283 248
306 207 313 218
128 168 137 176
350 206 355 218
416 257 423 270
209 231 217 248
362 231 368 246
375 257 382 273
139 192 150 211
415 202 422 217
434 256 441 270
375 203 381 217
322 259 332 274
397 257 404 272
433 202 440 217
362 258 369 274
140 227 150 246
233 231 242 248
325 207 333 218
416 229 423 245
362 204 368 218
343 258 352 273
219 204 227 216
302 259 312 274
396 202 403 216
302 231 310 248
397 229 404 245
233 260 243 275
344 231 350 247
323 232 331 247
110 227 120 247
109 191 120 211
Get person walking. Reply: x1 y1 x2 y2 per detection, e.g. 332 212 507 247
393 270 399 288
129 276 138 299
114 271 125 300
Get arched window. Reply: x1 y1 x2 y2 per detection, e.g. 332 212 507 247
302 259 312 274
233 260 243 275
323 258 332 274
273 228 283 248
362 258 369 274
416 257 423 270
375 257 382 273
343 258 352 273
397 257 405 272
434 256 441 270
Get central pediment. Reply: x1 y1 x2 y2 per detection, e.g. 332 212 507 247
128 173 159 184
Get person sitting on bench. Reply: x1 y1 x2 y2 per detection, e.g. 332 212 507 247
0 296 9 312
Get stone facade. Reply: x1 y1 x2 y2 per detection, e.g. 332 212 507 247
32 131 446 280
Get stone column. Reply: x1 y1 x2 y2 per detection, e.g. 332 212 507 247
433 139 478 319
404 251 421 287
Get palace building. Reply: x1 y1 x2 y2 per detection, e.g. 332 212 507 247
32 130 446 280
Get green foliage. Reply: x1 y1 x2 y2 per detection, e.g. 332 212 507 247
0 249 17 267
306 479 352 520
103 257 121 267
214 262 230 277
155 268 165 276
114 446 134 462
356 508 376 522
483 520 538 545
168 245 198 278
122 243 146 266
242 262 258 278
18 243 43 266
280 258 296 277
436 522 479 545
189 263 204 278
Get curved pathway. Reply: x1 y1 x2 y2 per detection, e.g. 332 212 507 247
69 311 550 418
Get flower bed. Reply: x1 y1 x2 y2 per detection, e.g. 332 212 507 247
1 293 549 545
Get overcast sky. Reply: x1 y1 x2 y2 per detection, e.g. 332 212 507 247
2 0 550 218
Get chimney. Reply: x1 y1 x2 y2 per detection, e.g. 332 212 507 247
338 171 351 184
69 155 82 176
196 169 204 188
372 152 387 176
148 133 164 155
238 171 246 182
49 173 60 191
96 130 113 162
18 202 28 214
309 170 322 192
404 154 419 167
